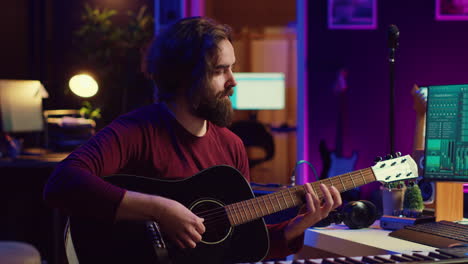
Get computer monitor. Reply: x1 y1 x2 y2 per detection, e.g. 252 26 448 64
423 84 468 182
231 72 285 110
0 80 46 133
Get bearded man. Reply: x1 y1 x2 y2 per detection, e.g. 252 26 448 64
44 17 341 264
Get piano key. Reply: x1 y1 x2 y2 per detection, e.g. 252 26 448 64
390 254 414 262
361 256 385 263
429 251 450 260
373 255 396 263
438 251 461 259
343 257 366 264
332 258 355 264
322 258 344 264
402 253 425 261
235 248 468 264
292 259 318 264
413 252 437 261
291 260 305 264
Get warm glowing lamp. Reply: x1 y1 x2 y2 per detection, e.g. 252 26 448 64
68 74 98 98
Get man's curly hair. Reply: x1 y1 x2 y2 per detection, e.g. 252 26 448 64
144 17 233 106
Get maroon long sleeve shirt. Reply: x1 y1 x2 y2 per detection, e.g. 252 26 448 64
44 103 303 259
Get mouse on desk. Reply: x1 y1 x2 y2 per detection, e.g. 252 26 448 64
439 244 468 258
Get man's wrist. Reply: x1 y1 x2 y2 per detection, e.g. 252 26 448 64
284 216 306 242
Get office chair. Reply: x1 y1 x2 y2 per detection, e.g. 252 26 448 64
229 120 275 168
0 241 41 264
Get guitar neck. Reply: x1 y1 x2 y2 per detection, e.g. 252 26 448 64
225 167 376 226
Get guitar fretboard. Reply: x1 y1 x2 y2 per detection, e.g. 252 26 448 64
225 167 376 226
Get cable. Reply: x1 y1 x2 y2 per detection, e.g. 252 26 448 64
290 160 319 186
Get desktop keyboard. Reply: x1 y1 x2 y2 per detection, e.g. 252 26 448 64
390 220 468 248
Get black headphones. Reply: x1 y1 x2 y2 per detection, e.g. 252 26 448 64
313 200 378 229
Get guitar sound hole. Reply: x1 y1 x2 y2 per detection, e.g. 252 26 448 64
190 199 231 244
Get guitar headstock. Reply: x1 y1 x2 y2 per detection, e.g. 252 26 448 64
372 155 418 183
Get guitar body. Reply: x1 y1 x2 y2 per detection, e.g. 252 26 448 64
319 140 358 179
70 165 269 264
319 68 359 184
319 141 360 202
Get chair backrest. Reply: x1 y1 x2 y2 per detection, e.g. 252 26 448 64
64 218 79 264
229 120 275 168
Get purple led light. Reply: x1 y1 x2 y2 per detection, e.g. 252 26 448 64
328 0 377 30
436 0 468 21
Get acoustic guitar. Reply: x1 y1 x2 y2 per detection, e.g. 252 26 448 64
70 155 418 264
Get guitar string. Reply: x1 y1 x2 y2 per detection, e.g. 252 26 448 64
196 169 376 223
200 184 352 228
198 176 382 229
195 170 377 227
201 173 372 221
196 163 412 228
197 158 410 225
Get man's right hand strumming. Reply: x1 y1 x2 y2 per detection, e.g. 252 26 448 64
116 190 206 249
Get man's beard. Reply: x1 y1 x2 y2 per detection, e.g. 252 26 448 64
193 86 234 127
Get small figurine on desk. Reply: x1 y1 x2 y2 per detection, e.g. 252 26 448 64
381 179 406 216
0 133 22 159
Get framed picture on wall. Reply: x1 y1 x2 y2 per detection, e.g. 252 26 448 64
328 0 377 29
436 0 468 20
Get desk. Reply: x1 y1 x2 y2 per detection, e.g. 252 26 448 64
294 220 436 260
0 152 68 264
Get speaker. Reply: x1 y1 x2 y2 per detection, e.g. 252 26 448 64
313 200 378 229
418 179 435 204
413 149 436 204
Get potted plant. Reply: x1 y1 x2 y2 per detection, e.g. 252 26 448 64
73 4 154 125
80 101 101 121
402 182 425 217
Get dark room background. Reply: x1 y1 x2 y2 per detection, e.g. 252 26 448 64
2 1 468 263
2 0 468 181
0 0 155 128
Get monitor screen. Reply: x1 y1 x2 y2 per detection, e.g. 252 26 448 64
231 72 285 110
0 80 45 133
423 84 468 182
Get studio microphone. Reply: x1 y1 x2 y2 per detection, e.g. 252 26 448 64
388 24 399 63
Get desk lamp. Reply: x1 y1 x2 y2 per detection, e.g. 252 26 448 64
68 73 99 98
43 74 99 151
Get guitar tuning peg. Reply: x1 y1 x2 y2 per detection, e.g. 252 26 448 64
374 156 383 163
394 152 402 157
385 154 393 160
